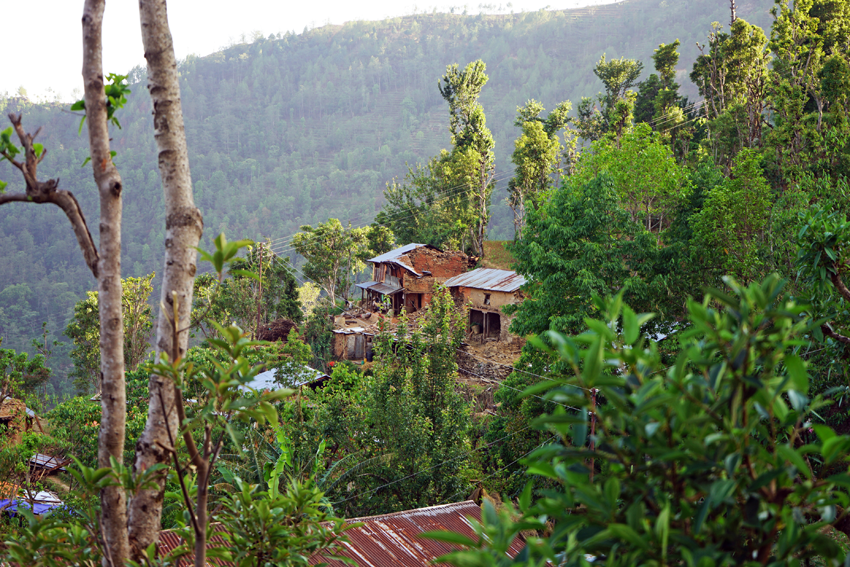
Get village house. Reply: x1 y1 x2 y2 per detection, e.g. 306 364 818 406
0 398 46 446
356 243 468 314
331 326 374 361
444 267 526 343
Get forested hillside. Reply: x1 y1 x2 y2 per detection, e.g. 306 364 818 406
0 0 772 365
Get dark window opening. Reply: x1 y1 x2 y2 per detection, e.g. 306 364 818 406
484 293 491 305
470 309 484 335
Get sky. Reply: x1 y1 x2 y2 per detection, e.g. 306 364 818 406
4 0 621 102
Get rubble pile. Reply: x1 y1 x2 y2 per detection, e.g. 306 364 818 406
456 338 524 384
257 318 299 342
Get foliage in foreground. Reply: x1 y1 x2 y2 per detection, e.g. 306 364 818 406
429 276 850 566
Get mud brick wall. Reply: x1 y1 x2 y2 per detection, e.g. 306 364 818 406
406 247 468 278
403 248 469 307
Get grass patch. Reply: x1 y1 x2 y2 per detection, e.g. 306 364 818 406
481 241 515 270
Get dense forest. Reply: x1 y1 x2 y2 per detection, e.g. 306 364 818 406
0 0 772 382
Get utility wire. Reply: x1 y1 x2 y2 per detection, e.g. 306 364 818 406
268 169 516 259
436 434 559 506
332 423 534 506
458 367 584 413
458 347 593 393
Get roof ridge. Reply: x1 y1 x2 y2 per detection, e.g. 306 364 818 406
345 499 478 522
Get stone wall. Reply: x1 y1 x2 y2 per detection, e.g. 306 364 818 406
457 348 513 383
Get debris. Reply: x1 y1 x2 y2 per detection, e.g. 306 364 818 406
257 318 299 342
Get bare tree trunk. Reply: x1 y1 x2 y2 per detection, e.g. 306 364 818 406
81 1 129 564
128 0 204 556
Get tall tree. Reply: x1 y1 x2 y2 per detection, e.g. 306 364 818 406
438 60 496 258
508 100 570 239
0 0 130 558
574 54 643 143
64 273 155 394
691 19 771 170
292 219 367 304
767 0 850 185
382 60 495 257
128 0 205 557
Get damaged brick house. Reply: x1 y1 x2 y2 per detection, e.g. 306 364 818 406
356 243 468 314
444 268 526 343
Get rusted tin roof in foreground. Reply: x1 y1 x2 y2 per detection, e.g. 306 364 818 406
443 268 527 293
310 500 526 566
157 501 524 567
157 524 233 567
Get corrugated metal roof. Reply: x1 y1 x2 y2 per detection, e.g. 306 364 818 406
356 280 378 290
333 327 366 334
157 524 233 567
310 500 526 566
369 282 403 295
241 365 330 391
157 501 525 567
29 454 69 472
367 243 429 264
443 268 527 293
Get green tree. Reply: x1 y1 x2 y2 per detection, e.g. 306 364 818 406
506 175 667 337
574 54 643 142
64 292 99 393
65 273 155 394
0 342 50 401
341 287 473 515
767 0 850 184
691 19 771 169
122 273 155 372
572 122 690 232
193 242 302 340
382 60 495 257
691 149 771 283
508 100 570 239
292 219 368 304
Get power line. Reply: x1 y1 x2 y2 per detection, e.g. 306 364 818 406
458 347 593 393
436 434 558 506
458 366 584 413
332 423 534 506
268 169 516 259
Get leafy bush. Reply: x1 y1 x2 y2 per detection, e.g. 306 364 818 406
431 276 850 566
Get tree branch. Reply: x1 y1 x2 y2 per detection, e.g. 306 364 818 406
2 114 100 278
831 269 850 304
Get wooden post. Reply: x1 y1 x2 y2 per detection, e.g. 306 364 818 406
255 244 264 340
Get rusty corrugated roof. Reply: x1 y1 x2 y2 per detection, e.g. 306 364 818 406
159 500 525 567
157 501 525 566
309 500 526 566
157 524 233 567
443 268 527 293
